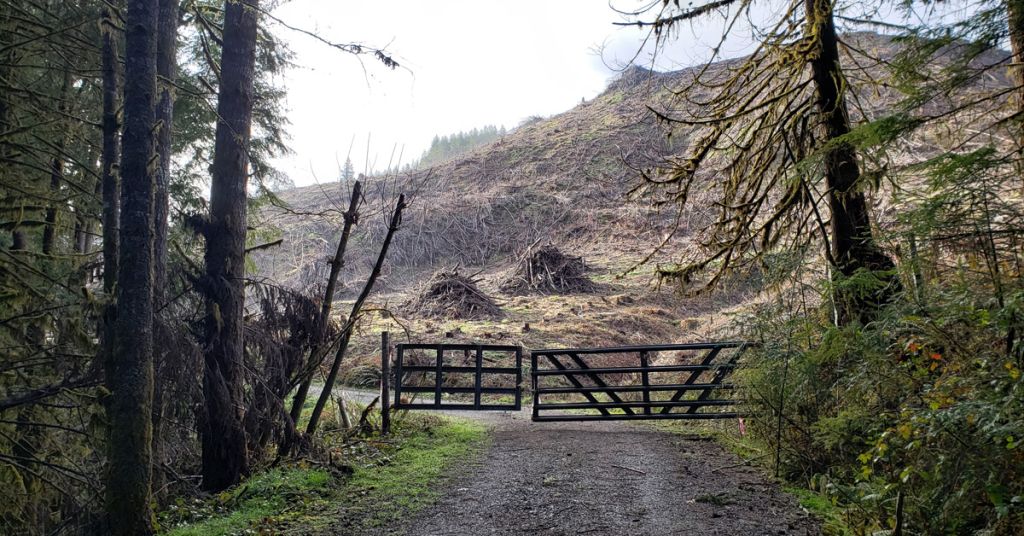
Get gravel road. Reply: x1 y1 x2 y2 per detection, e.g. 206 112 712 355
386 409 820 536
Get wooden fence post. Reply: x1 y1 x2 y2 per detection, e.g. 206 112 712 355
380 331 391 435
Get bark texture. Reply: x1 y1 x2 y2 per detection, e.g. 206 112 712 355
201 0 259 492
99 5 121 396
152 0 178 502
154 0 177 300
806 0 897 324
106 0 158 534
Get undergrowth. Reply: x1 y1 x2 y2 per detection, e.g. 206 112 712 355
157 412 487 535
339 414 488 529
784 487 853 536
161 468 331 536
735 281 1024 535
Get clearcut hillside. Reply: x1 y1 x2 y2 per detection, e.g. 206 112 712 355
252 32 1011 362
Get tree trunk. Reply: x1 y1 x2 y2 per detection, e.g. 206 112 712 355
74 143 101 259
0 7 25 249
154 0 177 300
1009 0 1024 181
99 5 121 396
805 0 897 325
42 71 73 255
106 0 159 533
201 0 259 492
13 407 45 530
151 0 178 504
306 194 406 437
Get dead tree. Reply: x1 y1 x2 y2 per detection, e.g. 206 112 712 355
283 180 363 453
305 194 407 437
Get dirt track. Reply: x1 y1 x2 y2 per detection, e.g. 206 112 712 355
384 410 820 536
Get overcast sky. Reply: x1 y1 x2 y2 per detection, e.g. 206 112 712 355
265 1 962 187
266 0 751 187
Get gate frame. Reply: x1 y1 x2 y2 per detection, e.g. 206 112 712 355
393 342 523 411
530 341 750 422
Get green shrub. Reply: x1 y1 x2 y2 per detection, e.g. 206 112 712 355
738 280 1024 534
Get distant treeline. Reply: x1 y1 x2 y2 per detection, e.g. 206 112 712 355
416 125 506 168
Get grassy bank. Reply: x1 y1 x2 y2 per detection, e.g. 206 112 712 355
159 413 488 535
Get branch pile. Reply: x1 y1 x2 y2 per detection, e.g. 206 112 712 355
501 244 596 294
405 269 503 320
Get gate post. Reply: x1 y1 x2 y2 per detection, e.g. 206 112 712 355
530 351 538 420
380 331 391 435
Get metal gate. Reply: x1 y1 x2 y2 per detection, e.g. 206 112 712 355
393 343 522 411
530 342 749 422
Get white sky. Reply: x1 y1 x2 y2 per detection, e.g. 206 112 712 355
267 0 745 187
266 0 962 187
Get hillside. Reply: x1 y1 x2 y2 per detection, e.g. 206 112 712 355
254 62 709 358
258 62 678 282
253 31 1010 360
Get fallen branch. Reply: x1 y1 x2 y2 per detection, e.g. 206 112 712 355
610 464 646 475
244 238 283 254
501 243 595 295
0 375 99 413
405 269 503 320
357 396 380 431
711 454 767 473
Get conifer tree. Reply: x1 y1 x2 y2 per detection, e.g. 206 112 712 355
107 0 159 532
200 0 260 491
341 157 356 182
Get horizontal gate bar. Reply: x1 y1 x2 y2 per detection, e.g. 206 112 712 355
395 403 519 411
398 343 520 352
401 365 519 374
536 399 735 410
536 383 734 395
399 386 518 395
533 363 735 376
532 412 740 422
532 342 748 355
